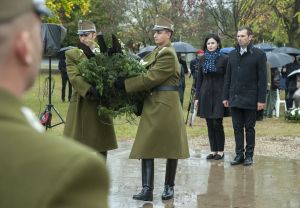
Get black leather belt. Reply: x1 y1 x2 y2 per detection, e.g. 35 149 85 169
151 85 178 92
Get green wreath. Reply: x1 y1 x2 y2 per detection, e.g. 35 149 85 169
78 52 146 119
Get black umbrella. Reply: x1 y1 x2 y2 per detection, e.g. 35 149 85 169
172 42 197 53
272 47 300 55
254 43 277 51
137 45 156 58
266 52 294 68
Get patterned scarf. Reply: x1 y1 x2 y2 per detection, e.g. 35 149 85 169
203 49 221 73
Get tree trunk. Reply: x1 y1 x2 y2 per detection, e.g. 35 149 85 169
287 0 300 47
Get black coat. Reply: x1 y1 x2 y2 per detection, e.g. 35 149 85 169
195 54 229 118
223 44 267 109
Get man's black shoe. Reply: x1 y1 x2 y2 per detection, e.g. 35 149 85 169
230 154 244 165
243 157 253 166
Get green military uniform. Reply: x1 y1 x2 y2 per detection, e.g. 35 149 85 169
0 89 109 208
64 48 118 152
125 43 190 159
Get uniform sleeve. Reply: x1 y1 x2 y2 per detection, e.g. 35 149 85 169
257 52 267 103
125 49 177 93
49 154 109 208
66 50 91 97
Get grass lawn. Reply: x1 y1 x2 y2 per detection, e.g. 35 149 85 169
24 72 300 140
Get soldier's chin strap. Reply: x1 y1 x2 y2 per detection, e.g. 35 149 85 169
77 41 95 59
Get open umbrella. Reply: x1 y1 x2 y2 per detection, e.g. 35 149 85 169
137 45 155 58
272 47 300 55
220 47 235 54
172 42 197 53
266 52 294 68
288 68 300 77
254 43 277 51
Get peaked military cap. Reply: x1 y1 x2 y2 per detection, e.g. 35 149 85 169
153 15 174 32
0 0 51 22
77 20 96 35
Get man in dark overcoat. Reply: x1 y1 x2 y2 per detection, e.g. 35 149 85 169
223 27 267 166
114 15 189 201
0 1 109 207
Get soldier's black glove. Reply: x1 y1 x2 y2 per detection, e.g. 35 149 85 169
88 85 101 100
114 77 125 90
77 41 95 59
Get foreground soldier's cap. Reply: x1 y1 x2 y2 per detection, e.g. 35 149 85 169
77 20 96 35
0 0 51 22
153 15 174 32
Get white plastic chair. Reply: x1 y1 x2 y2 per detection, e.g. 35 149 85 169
274 89 286 117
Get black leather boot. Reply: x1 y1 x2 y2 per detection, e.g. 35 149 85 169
133 159 154 201
162 159 177 200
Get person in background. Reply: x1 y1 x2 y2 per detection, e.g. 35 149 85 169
177 53 188 105
114 15 189 201
0 1 109 207
264 66 280 118
194 34 229 160
293 74 300 106
190 49 204 92
223 27 267 166
282 55 300 109
58 52 72 102
64 20 118 160
190 49 204 80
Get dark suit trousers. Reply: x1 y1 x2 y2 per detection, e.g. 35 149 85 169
61 75 72 101
205 118 225 152
231 107 256 157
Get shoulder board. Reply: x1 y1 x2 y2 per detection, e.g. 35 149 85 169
158 47 167 54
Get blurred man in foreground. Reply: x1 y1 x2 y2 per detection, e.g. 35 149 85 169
0 0 109 207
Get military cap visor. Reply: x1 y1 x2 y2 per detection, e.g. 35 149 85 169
77 20 96 35
77 30 96 36
152 26 173 32
0 0 51 22
152 16 174 32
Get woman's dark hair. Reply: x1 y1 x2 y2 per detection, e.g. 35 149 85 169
202 33 222 51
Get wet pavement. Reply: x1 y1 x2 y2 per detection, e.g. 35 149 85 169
107 141 300 208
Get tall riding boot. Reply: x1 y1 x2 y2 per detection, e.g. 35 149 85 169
162 159 178 200
133 159 154 201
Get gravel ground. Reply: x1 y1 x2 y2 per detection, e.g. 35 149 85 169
189 136 300 160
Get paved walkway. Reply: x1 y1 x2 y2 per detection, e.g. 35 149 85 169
107 141 300 208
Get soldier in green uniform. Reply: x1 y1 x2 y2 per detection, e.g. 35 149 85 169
0 0 110 208
115 16 190 201
63 20 118 159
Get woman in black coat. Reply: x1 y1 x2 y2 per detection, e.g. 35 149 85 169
194 34 229 160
